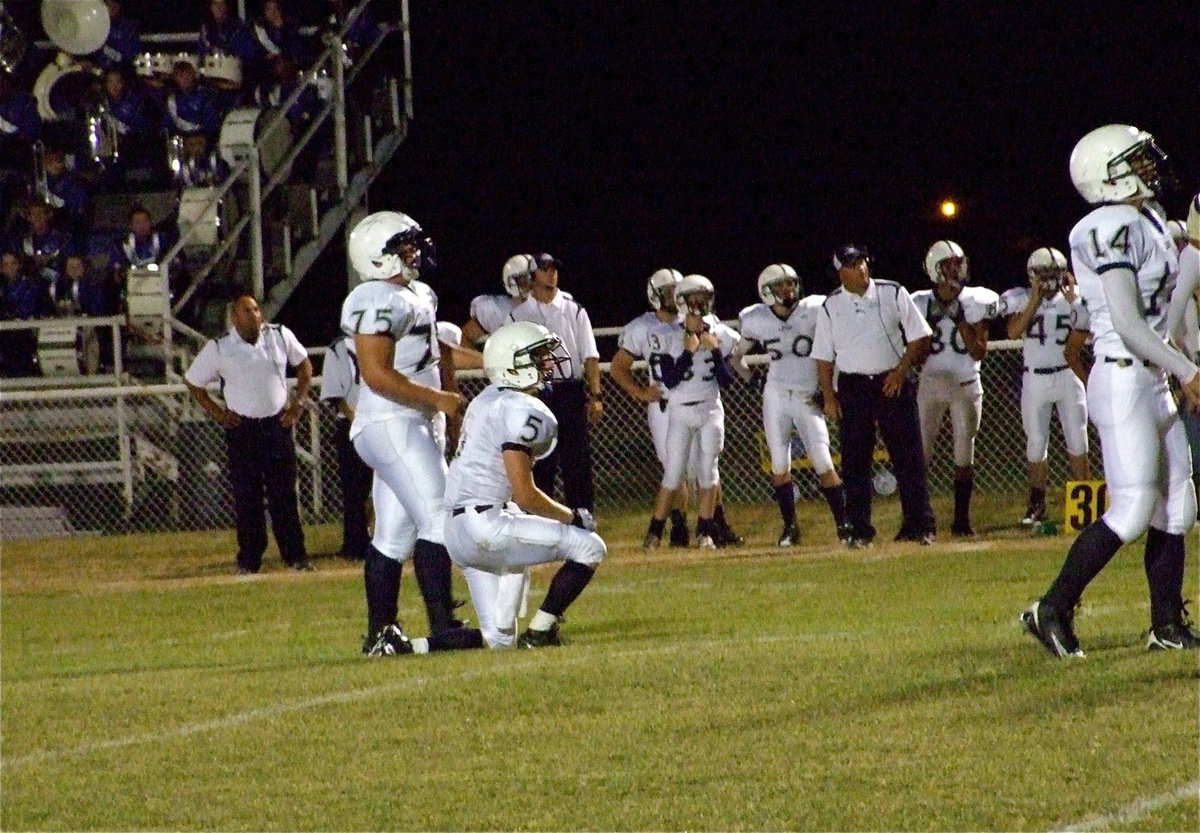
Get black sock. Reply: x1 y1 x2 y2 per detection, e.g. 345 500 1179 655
647 517 666 538
364 544 401 635
539 560 596 617
773 483 796 526
714 504 728 527
669 509 687 529
1029 487 1046 507
953 475 973 527
1144 527 1186 629
1044 520 1124 614
427 627 485 652
820 484 847 527
412 539 455 634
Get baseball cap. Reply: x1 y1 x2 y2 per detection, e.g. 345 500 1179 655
832 244 869 270
533 253 561 270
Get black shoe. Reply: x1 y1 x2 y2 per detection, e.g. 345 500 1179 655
1021 498 1046 526
289 560 316 572
777 523 799 547
518 622 563 649
1021 600 1084 658
951 522 976 538
895 530 935 545
836 523 856 545
362 623 413 656
1147 605 1200 651
713 521 744 548
668 522 690 548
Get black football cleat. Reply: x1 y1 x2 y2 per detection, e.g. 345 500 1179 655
518 622 563 649
362 623 413 656
1021 600 1084 658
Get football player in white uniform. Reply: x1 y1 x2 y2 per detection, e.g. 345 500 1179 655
611 268 697 548
732 263 847 546
444 321 606 649
999 247 1092 525
1165 196 1200 490
911 241 999 537
1023 125 1200 658
459 254 535 348
340 211 478 657
642 275 741 549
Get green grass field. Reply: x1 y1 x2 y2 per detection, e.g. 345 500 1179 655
2 492 1198 832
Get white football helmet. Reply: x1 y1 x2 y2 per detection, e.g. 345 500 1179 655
349 211 432 283
1069 124 1169 204
646 268 683 312
501 254 535 298
757 263 801 306
924 240 969 285
1026 247 1069 295
1189 193 1200 246
483 321 571 391
677 274 715 316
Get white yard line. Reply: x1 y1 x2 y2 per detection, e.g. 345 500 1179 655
1058 779 1200 831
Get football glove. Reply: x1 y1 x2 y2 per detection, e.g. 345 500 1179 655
570 508 596 531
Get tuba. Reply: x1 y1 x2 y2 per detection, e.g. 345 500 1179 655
0 2 26 73
41 0 110 56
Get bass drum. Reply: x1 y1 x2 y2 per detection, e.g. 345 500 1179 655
177 186 221 247
33 57 96 121
217 107 292 180
199 51 242 85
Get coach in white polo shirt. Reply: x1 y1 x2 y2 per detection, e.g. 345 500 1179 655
813 244 936 547
185 294 314 574
508 253 602 510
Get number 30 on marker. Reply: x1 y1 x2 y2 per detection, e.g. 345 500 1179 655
1064 480 1108 532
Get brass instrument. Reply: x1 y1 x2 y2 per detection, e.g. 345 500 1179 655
86 100 119 166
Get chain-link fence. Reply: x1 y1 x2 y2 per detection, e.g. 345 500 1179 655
0 339 1100 536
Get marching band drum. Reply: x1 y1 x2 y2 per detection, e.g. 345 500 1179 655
218 107 292 180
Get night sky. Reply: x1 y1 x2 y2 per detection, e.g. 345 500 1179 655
12 1 1200 341
364 1 1198 343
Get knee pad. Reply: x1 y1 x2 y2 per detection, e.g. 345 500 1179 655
564 529 606 566
1102 482 1158 543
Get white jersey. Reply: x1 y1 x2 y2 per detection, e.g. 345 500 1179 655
660 315 740 403
468 294 516 337
737 296 824 390
340 278 442 431
912 285 999 383
445 385 558 508
1069 202 1179 359
617 311 680 398
998 288 1090 371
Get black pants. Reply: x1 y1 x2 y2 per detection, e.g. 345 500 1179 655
223 414 308 570
838 372 935 540
335 418 373 558
535 379 595 510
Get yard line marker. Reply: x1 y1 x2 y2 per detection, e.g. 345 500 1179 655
1058 779 1200 831
2 635 811 769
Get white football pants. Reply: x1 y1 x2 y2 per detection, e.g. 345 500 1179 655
1020 368 1089 462
918 372 983 468
762 383 834 477
661 397 724 489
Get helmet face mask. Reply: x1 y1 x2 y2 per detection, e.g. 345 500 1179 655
677 274 715 317
483 321 571 391
924 240 968 291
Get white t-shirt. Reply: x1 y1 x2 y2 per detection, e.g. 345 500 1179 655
185 323 307 418
811 279 932 375
340 277 441 431
508 290 599 380
737 296 824 390
444 385 558 508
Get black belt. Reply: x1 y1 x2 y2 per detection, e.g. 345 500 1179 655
1024 365 1068 375
839 371 890 381
451 504 494 517
1102 357 1152 368
233 410 284 423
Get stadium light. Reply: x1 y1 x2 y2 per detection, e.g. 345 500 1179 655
940 199 958 219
